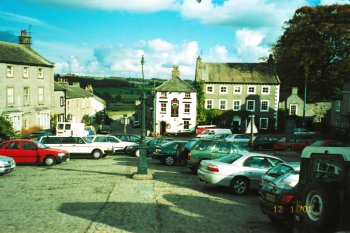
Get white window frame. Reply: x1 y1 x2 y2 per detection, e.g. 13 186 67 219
184 120 190 130
60 96 64 107
246 100 255 111
219 85 228 94
260 118 268 130
261 86 270 95
205 99 213 109
335 100 340 113
233 100 241 111
184 103 190 113
160 102 167 113
206 85 214 94
38 87 44 103
24 87 30 105
290 104 297 115
38 68 44 78
233 86 242 94
184 92 191 98
219 99 227 110
23 66 29 78
260 100 269 112
7 66 14 77
247 86 256 94
7 87 14 106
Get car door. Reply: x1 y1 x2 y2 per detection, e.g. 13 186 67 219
243 156 271 189
71 137 90 155
107 136 123 150
22 141 41 163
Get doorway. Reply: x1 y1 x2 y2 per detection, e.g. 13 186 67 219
160 121 166 135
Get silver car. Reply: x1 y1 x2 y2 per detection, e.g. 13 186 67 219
198 152 285 195
0 155 16 176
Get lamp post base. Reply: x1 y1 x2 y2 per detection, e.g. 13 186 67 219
132 172 153 180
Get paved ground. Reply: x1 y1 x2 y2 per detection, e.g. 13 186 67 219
0 153 298 233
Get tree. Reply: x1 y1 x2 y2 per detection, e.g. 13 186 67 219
194 80 206 124
273 4 350 101
0 115 16 137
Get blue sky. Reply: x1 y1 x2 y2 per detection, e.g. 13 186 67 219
1 0 349 79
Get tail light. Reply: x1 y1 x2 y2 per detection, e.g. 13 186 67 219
281 194 294 204
156 149 161 153
187 152 192 159
207 164 219 172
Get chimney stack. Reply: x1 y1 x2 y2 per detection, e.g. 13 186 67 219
18 30 32 47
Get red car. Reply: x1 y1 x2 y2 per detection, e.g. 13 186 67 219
273 137 315 151
0 139 70 166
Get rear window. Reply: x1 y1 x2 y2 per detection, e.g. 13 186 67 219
0 142 6 149
217 154 242 163
311 157 344 181
266 164 294 178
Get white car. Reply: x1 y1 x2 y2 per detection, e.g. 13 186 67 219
0 155 16 176
39 136 114 159
293 128 316 136
198 152 285 195
87 135 137 153
224 134 251 145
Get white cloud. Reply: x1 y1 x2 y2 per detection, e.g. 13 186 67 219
207 45 229 62
0 11 45 25
320 0 350 4
25 0 179 12
235 29 270 61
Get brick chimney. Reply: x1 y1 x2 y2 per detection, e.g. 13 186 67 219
172 65 180 78
18 30 32 47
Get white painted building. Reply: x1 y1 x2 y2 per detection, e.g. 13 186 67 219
154 66 197 135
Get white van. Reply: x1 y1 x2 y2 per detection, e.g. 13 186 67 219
196 128 232 138
56 122 89 136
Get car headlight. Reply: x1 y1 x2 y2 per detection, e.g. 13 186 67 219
58 153 65 156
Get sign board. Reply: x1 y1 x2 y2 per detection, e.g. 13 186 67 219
245 120 258 134
121 118 129 125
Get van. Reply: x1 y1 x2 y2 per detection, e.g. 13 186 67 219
196 128 232 138
56 122 89 136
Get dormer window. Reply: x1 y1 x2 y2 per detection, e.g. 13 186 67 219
7 66 14 77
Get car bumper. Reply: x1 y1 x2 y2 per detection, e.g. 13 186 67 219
197 168 231 187
57 154 70 163
103 149 114 155
0 164 16 174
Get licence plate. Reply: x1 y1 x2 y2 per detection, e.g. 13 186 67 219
265 193 276 202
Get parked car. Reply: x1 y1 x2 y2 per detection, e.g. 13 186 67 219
224 134 251 146
309 139 349 147
196 128 232 138
87 135 137 153
152 141 187 166
293 128 316 137
273 137 315 151
260 162 300 188
0 139 70 166
198 153 285 195
0 155 16 175
248 135 278 150
114 134 141 143
294 146 350 233
188 139 248 174
259 170 300 226
56 122 89 136
98 125 112 134
23 130 54 141
126 137 172 157
39 136 114 159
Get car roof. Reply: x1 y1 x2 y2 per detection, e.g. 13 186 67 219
301 146 350 161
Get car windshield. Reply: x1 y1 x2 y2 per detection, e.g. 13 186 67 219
0 141 7 149
216 154 242 163
235 144 248 152
82 137 92 143
34 141 49 149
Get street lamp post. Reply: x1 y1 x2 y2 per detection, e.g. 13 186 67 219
136 55 148 175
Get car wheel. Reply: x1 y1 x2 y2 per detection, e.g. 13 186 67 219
302 182 339 231
230 177 248 195
91 149 103 159
164 156 175 166
44 156 56 166
134 149 140 157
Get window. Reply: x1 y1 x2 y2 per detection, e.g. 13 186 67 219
260 118 268 129
206 85 214 94
243 156 268 169
171 98 179 117
184 120 190 129
160 102 167 113
219 86 227 94
219 100 227 110
335 100 340 112
67 100 70 111
38 87 44 103
246 100 255 111
24 87 30 105
233 86 242 94
60 96 64 107
261 86 270 94
160 92 167 98
290 104 297 115
23 142 36 150
233 100 241 111
38 68 44 78
23 67 29 78
206 99 213 109
247 86 256 94
184 103 190 113
261 100 269 112
6 141 20 150
7 66 14 77
7 87 14 106
184 92 191 98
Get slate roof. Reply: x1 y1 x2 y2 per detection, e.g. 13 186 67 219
0 41 54 67
65 86 94 99
197 61 280 84
54 82 66 91
155 76 196 92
